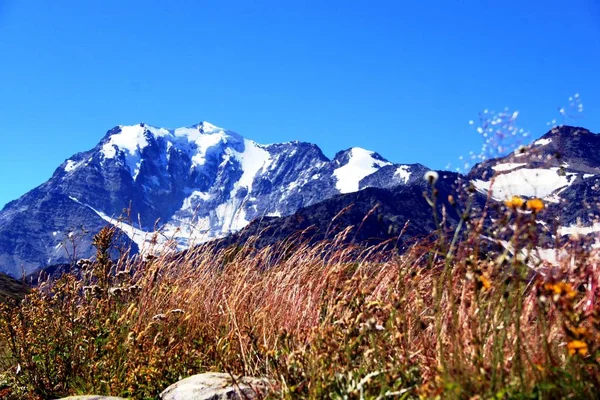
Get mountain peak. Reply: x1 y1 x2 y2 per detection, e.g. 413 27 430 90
193 121 222 133
0 119 424 277
530 125 593 148
332 147 392 194
333 147 388 164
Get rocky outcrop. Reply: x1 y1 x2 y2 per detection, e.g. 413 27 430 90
56 396 128 400
159 372 272 400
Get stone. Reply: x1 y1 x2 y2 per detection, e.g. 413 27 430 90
56 396 128 400
159 372 271 400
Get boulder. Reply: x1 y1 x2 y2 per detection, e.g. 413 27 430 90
160 372 271 400
56 397 128 400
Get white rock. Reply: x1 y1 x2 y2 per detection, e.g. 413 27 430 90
160 372 271 400
56 396 128 400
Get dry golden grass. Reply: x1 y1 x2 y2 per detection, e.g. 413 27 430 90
0 189 599 399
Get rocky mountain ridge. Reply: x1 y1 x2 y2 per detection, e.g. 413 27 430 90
1 123 599 277
0 121 420 277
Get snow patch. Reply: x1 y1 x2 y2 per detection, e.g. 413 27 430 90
287 181 299 192
472 168 576 200
181 191 212 211
101 122 233 175
64 160 84 172
492 163 526 172
68 196 155 251
558 222 600 236
232 139 272 193
534 138 552 146
498 240 562 267
333 148 392 194
395 165 411 183
102 125 149 159
213 197 247 234
101 125 150 179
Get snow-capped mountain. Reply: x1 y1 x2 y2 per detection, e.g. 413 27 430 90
2 123 599 278
468 126 600 236
0 121 422 277
217 170 463 252
218 125 600 260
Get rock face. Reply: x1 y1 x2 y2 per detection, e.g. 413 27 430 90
221 125 600 256
0 121 422 277
468 126 600 233
221 170 465 251
2 123 600 277
159 372 271 400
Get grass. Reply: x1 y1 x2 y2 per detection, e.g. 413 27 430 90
0 177 599 399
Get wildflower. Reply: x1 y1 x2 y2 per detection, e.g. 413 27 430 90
424 170 439 185
504 196 525 209
567 340 588 356
567 325 587 338
526 198 544 212
534 363 545 372
544 282 576 299
479 275 491 290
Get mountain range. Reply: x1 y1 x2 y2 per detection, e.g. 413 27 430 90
1 122 599 278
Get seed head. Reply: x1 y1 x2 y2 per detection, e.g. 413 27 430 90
424 171 439 185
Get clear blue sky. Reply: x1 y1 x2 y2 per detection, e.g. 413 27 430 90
1 0 600 208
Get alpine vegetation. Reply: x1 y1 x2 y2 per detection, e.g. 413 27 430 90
1 120 600 398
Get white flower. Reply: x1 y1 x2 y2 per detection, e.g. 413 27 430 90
424 170 439 184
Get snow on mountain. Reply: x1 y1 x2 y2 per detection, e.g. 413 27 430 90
468 125 600 245
472 168 577 200
69 195 155 251
534 138 552 146
0 121 400 276
333 148 392 193
359 163 429 190
394 166 411 183
491 163 526 172
3 122 599 278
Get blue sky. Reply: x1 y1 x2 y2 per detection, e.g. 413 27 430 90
1 0 599 208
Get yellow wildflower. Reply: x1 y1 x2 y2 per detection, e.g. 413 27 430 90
567 340 588 356
568 325 587 337
526 198 544 212
544 282 577 299
534 363 545 372
479 275 491 291
505 196 525 209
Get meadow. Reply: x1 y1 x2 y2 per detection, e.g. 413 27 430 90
0 174 598 399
